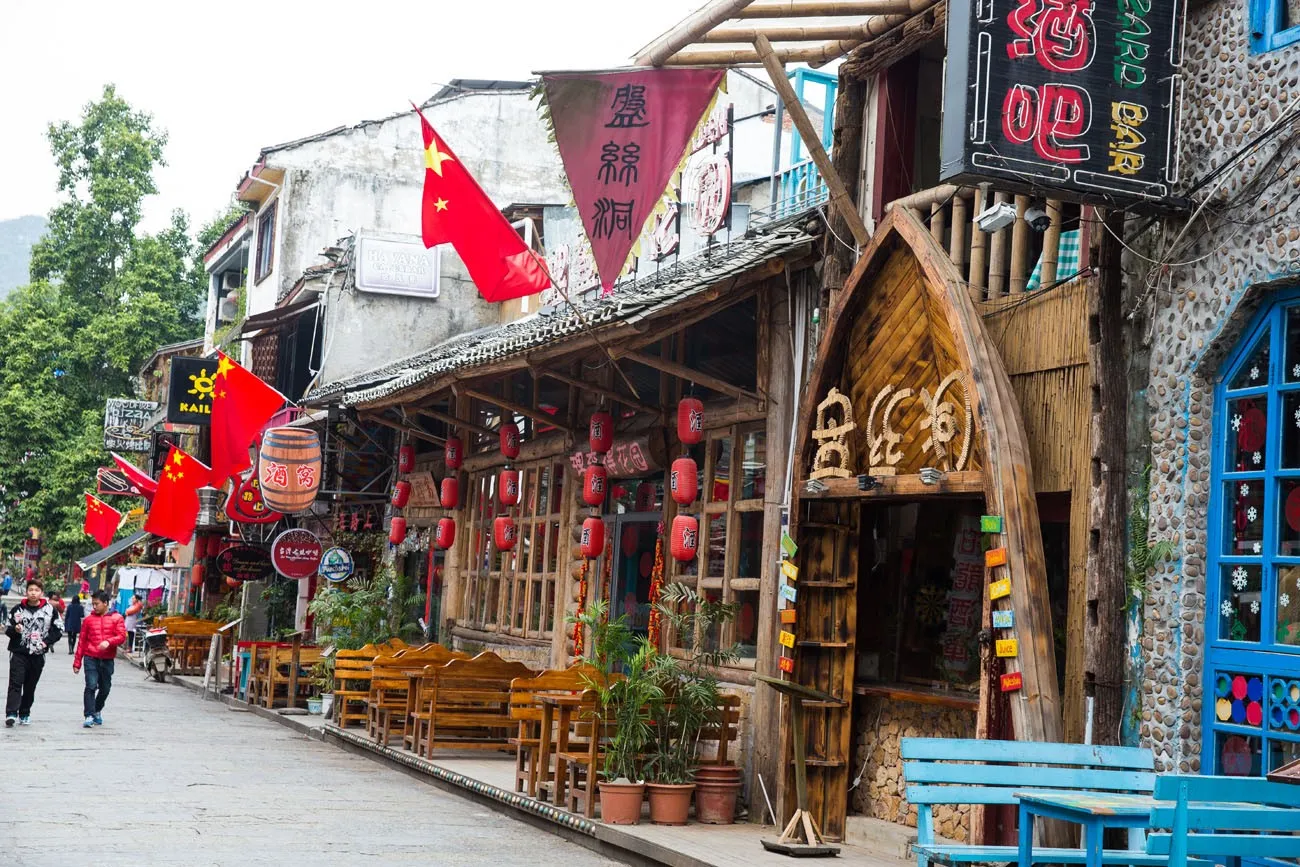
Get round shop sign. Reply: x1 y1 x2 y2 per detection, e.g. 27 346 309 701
318 547 355 583
270 528 323 580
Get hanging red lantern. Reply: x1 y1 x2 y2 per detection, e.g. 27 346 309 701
445 436 463 470
670 457 699 505
589 411 614 454
435 517 456 550
440 476 460 509
389 517 408 546
635 482 655 512
583 464 608 506
581 517 605 559
398 445 416 474
677 397 704 445
190 564 205 588
500 422 521 459
670 515 699 562
498 468 520 506
494 516 519 551
391 480 412 508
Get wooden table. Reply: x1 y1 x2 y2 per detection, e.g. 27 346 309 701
537 693 587 806
1016 791 1160 867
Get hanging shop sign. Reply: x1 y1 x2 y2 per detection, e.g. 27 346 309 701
96 468 133 497
270 528 323 579
1000 671 1024 693
989 578 1012 600
685 153 731 237
318 547 355 583
992 610 1015 629
355 232 441 299
940 0 1186 206
407 471 439 508
216 545 275 584
104 398 158 453
224 473 281 525
568 431 666 478
995 638 1020 658
166 357 215 425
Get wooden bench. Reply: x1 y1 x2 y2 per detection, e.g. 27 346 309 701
332 644 391 729
160 618 227 675
903 737 1163 866
509 663 604 798
410 652 536 757
367 645 467 746
259 646 321 709
1147 774 1300 866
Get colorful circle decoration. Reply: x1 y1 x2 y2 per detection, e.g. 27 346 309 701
1216 674 1233 698
1274 680 1287 702
1216 698 1233 722
1221 736 1253 776
1248 677 1264 702
1272 705 1286 728
1291 681 1300 703
1233 675 1249 700
1289 709 1300 732
1232 700 1247 724
1247 702 1263 726
1239 405 1267 452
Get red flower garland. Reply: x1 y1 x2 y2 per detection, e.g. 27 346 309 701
572 559 590 657
646 533 666 648
600 526 613 623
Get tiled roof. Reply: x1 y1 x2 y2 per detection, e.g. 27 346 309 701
308 225 814 409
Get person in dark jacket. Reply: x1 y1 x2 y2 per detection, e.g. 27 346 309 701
64 596 85 656
5 579 62 726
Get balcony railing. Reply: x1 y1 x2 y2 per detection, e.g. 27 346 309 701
771 158 829 221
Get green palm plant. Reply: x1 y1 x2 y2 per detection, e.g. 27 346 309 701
1126 465 1176 601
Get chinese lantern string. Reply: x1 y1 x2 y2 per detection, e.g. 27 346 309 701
572 559 590 658
599 528 613 624
646 535 665 648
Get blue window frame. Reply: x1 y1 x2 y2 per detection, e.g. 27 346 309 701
1250 0 1300 53
1205 289 1300 787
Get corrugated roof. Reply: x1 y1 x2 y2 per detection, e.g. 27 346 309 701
308 225 814 409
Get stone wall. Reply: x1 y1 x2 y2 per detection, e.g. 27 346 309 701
1140 1 1300 772
849 695 976 840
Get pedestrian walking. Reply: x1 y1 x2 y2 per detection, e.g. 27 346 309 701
5 579 62 726
73 591 126 728
123 593 143 653
64 595 84 656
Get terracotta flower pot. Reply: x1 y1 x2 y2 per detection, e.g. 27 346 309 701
646 782 697 826
598 780 646 825
695 778 742 824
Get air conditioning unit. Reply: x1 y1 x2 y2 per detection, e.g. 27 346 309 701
217 296 239 323
222 271 242 292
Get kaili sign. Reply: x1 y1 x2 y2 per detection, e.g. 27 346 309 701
167 357 215 425
270 528 323 580
941 0 1186 206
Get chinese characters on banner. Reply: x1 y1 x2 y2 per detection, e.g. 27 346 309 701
104 399 158 453
941 0 1184 205
940 514 984 681
540 68 725 293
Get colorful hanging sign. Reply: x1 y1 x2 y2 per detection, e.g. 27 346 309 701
778 630 796 649
225 472 282 525
270 528 323 580
778 656 795 674
103 398 158 453
781 560 799 581
989 578 1012 600
216 545 274 584
780 608 797 625
980 515 1003 534
779 583 798 604
166 357 216 425
995 638 1019 658
540 68 725 292
318 547 355 583
985 547 1008 568
1000 671 1024 693
992 609 1015 629
780 532 798 559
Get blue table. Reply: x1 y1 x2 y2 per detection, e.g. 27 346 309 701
1016 791 1158 867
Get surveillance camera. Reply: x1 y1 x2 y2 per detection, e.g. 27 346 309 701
974 201 1018 233
1024 206 1051 232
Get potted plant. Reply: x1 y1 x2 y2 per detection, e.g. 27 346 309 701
571 600 662 825
309 656 334 717
645 583 742 825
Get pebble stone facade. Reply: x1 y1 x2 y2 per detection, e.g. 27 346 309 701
1140 0 1300 772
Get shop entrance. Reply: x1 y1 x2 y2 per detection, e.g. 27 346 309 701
600 476 664 636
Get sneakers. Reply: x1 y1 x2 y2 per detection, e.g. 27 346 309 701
4 715 13 728
83 715 95 728
18 717 30 726
92 714 102 726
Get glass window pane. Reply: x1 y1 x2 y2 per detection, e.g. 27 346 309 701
735 589 759 658
738 511 764 579
1270 738 1300 773
1226 396 1269 472
537 465 551 515
551 463 564 510
1229 329 1270 390
546 521 560 572
1280 481 1300 556
1278 565 1300 645
519 523 534 574
1226 479 1265 556
707 514 727 577
1215 732 1261 776
612 478 662 513
740 428 767 500
544 581 556 632
529 581 543 633
1286 307 1300 383
1220 564 1263 643
1268 676 1300 732
710 438 732 503
1283 393 1300 469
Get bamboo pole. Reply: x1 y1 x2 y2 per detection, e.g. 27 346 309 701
703 19 903 42
1041 199 1063 288
634 0 761 66
987 192 1010 300
753 34 871 247
968 187 988 302
950 193 969 282
930 202 946 246
739 0 922 14
1009 194 1030 295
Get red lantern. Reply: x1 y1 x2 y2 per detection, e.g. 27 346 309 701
389 517 408 546
581 517 605 559
440 476 459 509
677 397 704 445
635 482 656 512
498 469 520 506
391 480 412 508
190 564 205 588
670 515 699 562
500 423 521 459
435 517 456 550
445 436 463 470
589 411 614 454
398 445 416 474
583 464 608 506
670 457 699 506
494 516 519 551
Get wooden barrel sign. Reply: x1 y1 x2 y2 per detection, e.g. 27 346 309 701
258 427 322 514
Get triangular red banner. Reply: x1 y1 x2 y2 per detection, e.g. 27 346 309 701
541 68 724 292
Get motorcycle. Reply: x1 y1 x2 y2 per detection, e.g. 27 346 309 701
143 626 174 683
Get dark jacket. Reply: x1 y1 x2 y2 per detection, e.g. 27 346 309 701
64 599 84 634
6 599 63 656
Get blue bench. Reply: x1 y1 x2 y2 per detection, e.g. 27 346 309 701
1147 775 1300 866
903 737 1164 866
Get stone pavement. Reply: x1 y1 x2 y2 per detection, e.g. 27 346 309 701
0 646 619 867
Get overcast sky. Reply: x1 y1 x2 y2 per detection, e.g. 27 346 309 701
0 0 704 233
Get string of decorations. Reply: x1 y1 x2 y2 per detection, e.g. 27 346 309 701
646 531 665 646
599 523 613 624
572 559 590 657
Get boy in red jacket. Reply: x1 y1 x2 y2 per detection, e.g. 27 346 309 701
73 590 127 728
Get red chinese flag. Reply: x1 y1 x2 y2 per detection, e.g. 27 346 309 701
110 452 158 500
143 446 212 545
83 494 122 549
209 350 286 484
414 105 550 302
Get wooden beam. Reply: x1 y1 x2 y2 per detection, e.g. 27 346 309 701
667 42 870 66
739 0 922 15
462 388 574 435
634 0 760 66
406 406 495 439
534 367 661 417
754 35 871 248
358 412 445 446
618 349 759 402
703 20 899 42
839 0 945 79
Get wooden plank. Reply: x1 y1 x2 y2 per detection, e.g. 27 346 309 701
801 470 984 498
618 349 760 402
408 406 495 439
359 412 445 445
462 388 574 435
534 367 660 416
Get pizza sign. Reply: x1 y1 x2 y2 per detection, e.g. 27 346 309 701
271 529 323 580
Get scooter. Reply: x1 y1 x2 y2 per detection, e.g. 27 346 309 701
143 626 174 683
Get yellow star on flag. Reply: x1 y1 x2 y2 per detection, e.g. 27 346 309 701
434 198 449 212
425 142 455 176
216 355 235 379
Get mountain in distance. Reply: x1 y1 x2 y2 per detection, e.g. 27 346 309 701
0 215 47 299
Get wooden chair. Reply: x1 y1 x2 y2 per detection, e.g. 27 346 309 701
698 692 742 765
508 663 605 797
1147 774 1300 866
332 644 388 729
410 652 536 757
263 646 321 709
367 645 467 746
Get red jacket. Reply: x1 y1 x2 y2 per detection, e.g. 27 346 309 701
74 610 127 669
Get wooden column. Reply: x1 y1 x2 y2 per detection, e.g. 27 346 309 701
1010 195 1030 295
1041 199 1063 288
950 193 969 282
1084 209 1127 746
968 187 988 302
440 393 471 637
822 72 869 308
987 192 1010 299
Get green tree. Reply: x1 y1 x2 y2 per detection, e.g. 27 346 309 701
0 85 207 558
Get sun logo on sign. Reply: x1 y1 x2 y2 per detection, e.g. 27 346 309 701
188 367 215 400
